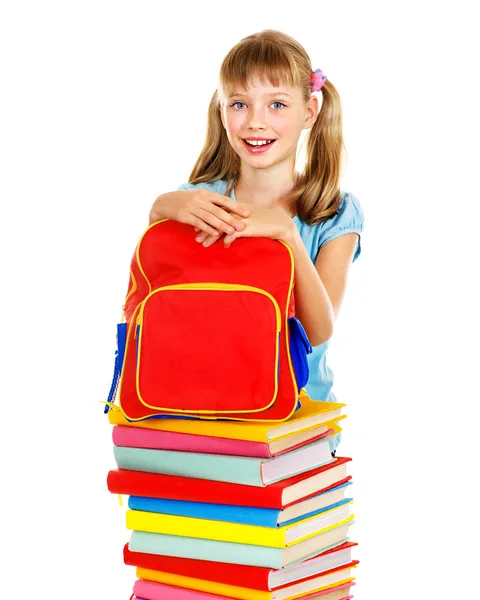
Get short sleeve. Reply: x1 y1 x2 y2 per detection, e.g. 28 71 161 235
317 192 365 263
176 181 227 194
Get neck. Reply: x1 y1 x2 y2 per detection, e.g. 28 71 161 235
234 168 297 217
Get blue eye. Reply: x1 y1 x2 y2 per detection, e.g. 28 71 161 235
229 101 286 110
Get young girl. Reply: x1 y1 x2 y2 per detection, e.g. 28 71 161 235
148 29 364 455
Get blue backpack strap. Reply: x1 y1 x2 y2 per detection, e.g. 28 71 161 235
104 322 127 414
288 316 313 390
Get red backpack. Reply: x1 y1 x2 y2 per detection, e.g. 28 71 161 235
105 219 312 422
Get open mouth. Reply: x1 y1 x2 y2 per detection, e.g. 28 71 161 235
241 139 277 153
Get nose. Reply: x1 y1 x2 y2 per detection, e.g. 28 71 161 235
246 106 268 130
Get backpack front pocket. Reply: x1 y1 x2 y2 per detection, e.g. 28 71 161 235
134 284 281 414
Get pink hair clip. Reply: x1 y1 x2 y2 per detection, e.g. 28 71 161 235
311 68 327 92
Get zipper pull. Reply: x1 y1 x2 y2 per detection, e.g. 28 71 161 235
134 314 141 339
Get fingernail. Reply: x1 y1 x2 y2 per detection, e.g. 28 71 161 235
213 231 219 236
227 227 234 234
236 223 244 230
195 235 202 242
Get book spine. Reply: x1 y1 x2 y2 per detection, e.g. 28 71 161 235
133 578 248 600
113 425 272 458
135 568 269 600
123 545 271 590
129 531 284 569
128 496 280 528
126 510 285 548
114 446 264 486
107 470 284 508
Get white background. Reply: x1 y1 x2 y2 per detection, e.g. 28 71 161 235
1 2 479 599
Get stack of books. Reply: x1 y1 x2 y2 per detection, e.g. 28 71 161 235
107 392 358 599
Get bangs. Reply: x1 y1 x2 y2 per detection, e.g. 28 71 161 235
219 41 302 101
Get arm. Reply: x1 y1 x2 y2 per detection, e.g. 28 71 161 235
198 204 360 346
285 227 359 346
148 189 250 235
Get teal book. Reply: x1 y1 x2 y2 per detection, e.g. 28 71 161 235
113 437 333 487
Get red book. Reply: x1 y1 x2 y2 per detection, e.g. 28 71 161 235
107 456 351 509
124 541 358 590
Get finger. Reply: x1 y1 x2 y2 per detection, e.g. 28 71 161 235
202 205 248 233
195 231 209 244
203 232 223 248
212 195 251 218
223 231 239 248
190 216 221 237
193 227 200 233
196 207 240 236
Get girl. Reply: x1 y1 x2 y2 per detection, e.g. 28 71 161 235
148 29 364 455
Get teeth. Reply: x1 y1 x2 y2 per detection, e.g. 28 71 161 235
244 139 273 146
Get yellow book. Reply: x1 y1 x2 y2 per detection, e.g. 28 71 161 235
136 566 356 600
109 392 346 442
126 502 353 548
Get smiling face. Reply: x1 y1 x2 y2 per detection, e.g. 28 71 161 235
220 76 318 170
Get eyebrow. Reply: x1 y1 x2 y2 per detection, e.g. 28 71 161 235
229 92 294 99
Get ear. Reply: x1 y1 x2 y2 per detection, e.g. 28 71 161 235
303 95 319 130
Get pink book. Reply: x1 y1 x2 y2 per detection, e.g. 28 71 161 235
133 579 233 599
133 596 352 600
133 579 355 600
112 425 333 458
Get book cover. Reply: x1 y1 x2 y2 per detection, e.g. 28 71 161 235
124 541 358 590
128 521 353 569
133 578 355 600
113 424 336 458
108 395 345 442
113 438 333 486
127 495 352 528
126 504 353 548
135 563 357 600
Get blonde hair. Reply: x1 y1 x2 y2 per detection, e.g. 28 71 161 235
187 29 346 226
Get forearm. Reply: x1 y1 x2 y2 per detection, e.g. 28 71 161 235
149 190 194 225
284 228 335 347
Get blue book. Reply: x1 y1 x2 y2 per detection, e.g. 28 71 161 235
128 481 353 527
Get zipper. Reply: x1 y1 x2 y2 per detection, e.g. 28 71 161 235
134 282 282 337
133 282 282 414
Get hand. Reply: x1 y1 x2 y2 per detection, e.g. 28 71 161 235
195 205 296 248
149 188 250 237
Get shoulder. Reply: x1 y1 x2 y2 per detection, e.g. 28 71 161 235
296 191 365 264
318 191 364 262
177 179 229 195
326 190 365 234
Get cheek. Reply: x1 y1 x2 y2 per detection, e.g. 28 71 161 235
225 113 243 132
272 117 298 138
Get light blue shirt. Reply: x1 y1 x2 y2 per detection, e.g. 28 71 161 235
177 179 365 452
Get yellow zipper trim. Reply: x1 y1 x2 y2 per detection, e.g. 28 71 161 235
135 218 169 297
116 301 142 415
277 239 300 416
134 283 281 414
136 283 281 332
